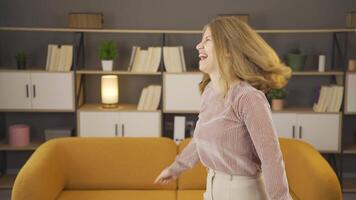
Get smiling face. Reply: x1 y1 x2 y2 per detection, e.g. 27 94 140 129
196 27 219 74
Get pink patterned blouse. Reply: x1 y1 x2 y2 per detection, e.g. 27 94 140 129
167 81 292 200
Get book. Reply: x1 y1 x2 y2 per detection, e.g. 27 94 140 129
163 46 186 72
46 44 73 71
332 86 344 112
128 46 137 71
137 86 149 110
129 46 161 72
137 85 162 110
147 47 162 72
179 46 187 72
313 85 344 113
326 86 338 112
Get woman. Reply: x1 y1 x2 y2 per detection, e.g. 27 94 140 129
154 16 292 200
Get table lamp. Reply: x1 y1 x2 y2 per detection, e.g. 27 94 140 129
101 75 119 108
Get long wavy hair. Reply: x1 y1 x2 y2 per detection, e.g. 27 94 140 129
198 16 292 97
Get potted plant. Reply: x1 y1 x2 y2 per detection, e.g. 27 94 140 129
15 52 27 70
266 88 287 111
286 47 306 71
99 40 118 71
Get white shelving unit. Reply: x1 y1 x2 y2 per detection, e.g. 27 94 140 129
0 26 355 191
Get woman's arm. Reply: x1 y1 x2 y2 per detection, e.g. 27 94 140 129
166 124 200 176
237 91 292 200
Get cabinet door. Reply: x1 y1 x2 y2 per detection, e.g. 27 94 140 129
0 72 32 110
30 72 74 110
271 113 297 138
119 111 161 137
79 111 119 137
163 73 203 112
297 113 341 152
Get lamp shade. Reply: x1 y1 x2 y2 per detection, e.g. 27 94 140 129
101 75 119 106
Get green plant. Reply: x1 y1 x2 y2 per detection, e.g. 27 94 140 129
266 88 287 100
99 41 118 60
16 52 26 62
15 51 27 69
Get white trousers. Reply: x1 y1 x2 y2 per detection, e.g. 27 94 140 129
203 168 269 200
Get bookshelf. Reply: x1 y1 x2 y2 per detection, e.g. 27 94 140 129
0 26 355 191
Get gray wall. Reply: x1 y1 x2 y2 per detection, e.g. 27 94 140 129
1 0 356 172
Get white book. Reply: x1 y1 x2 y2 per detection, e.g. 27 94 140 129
137 50 148 72
170 47 183 72
333 86 344 112
46 44 54 70
57 45 73 71
321 86 333 112
163 47 171 72
174 116 186 144
143 85 155 110
148 47 161 72
131 47 141 72
327 86 338 112
128 46 139 71
313 86 326 112
179 46 186 72
163 46 183 72
64 45 73 71
150 85 161 110
137 87 149 111
51 45 61 71
57 46 65 71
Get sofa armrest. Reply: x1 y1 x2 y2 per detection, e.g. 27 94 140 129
12 140 67 200
279 138 342 200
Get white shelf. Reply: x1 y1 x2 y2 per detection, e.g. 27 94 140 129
291 70 344 76
76 70 161 75
78 104 161 112
0 140 42 151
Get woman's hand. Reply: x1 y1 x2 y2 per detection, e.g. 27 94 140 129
154 168 178 184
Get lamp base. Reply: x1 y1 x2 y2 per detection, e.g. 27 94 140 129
102 103 118 109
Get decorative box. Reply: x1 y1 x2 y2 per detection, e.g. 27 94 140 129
68 12 104 29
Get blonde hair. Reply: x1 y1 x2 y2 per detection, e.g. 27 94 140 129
198 16 291 96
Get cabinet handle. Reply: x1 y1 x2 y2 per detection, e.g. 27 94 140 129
292 125 295 138
115 124 118 136
299 126 302 139
33 85 36 98
25 84 29 98
122 124 125 137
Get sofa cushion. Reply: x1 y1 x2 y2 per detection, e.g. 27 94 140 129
177 190 205 200
57 190 176 200
178 139 207 189
57 137 177 190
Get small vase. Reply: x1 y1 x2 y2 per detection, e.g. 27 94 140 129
17 60 26 70
286 53 306 71
272 99 284 111
102 60 113 71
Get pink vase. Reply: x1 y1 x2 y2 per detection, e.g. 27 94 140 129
272 99 284 111
8 124 30 147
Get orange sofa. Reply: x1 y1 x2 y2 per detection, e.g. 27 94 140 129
12 137 342 200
